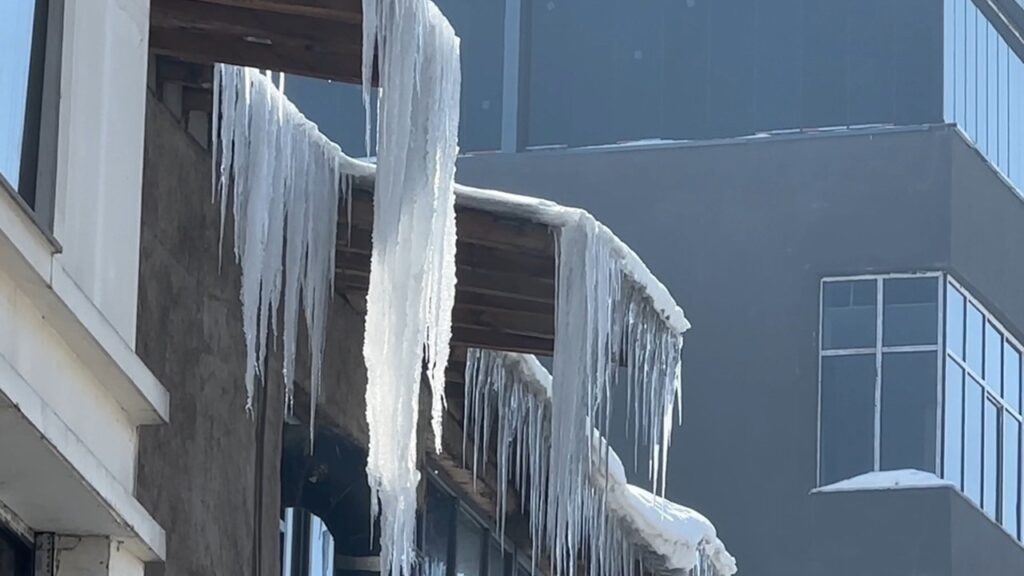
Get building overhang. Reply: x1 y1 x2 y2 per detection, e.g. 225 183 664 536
0 377 165 562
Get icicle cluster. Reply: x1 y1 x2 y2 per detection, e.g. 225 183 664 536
463 350 733 576
213 65 356 439
360 1 462 576
464 350 551 573
545 212 685 574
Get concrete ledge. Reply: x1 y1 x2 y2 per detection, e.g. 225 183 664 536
0 354 165 561
0 185 168 425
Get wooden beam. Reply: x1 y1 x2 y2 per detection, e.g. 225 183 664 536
193 0 363 23
343 190 555 255
150 0 365 83
150 27 364 83
335 252 554 304
451 326 553 356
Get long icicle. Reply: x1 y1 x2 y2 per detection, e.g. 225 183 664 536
360 2 461 575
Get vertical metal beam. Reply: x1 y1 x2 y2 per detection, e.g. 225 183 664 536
34 533 56 576
500 0 522 153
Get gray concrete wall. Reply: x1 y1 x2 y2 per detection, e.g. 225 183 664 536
456 126 956 575
808 488 953 576
135 92 283 576
949 131 1024 341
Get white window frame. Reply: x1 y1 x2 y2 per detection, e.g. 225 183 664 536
816 271 945 486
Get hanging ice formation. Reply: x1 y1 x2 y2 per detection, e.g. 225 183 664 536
359 1 461 576
212 65 373 439
464 350 735 576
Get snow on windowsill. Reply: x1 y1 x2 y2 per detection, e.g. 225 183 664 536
811 469 955 495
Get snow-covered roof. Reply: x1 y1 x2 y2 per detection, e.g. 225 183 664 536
812 469 955 495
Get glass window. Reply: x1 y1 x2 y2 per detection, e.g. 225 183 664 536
1006 344 1022 414
983 398 1000 517
967 304 985 374
947 285 966 358
820 354 876 485
945 0 1024 191
945 358 964 485
883 278 938 347
985 322 1003 395
434 0 505 152
487 539 505 576
424 483 455 567
822 280 877 350
1003 417 1020 538
0 0 41 192
881 352 938 472
965 377 984 503
455 511 484 576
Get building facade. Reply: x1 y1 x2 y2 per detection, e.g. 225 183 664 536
0 0 168 574
327 0 1024 574
3 2 727 576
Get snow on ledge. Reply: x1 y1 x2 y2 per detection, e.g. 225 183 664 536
812 469 955 495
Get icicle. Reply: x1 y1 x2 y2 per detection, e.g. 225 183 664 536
214 66 348 433
360 2 461 575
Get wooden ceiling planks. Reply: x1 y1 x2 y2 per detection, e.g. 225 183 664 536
150 0 366 83
335 186 559 356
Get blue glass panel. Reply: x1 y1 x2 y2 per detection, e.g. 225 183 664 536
1005 344 1021 414
945 357 964 486
965 377 983 503
0 0 38 190
965 2 976 137
985 322 1003 396
999 42 1010 170
954 0 967 123
977 17 989 156
967 304 984 375
947 284 966 358
983 398 999 517
1002 417 1020 538
987 19 998 156
1012 57 1024 185
943 0 954 120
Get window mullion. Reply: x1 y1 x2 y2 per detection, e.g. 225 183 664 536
875 278 884 471
937 276 946 476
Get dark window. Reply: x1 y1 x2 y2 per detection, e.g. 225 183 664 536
880 352 938 472
820 354 876 485
0 527 31 576
883 278 938 347
944 357 964 484
455 510 484 576
423 482 456 569
0 0 48 207
487 539 505 576
822 280 877 350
